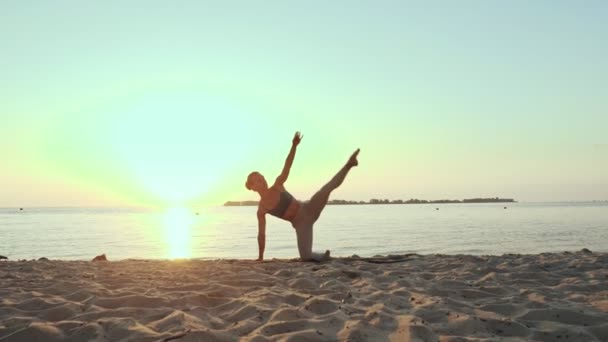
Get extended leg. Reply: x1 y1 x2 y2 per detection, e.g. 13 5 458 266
306 149 359 221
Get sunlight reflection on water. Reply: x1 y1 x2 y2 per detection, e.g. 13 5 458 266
163 207 193 259
1 203 607 260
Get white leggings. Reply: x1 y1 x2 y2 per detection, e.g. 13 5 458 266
294 223 325 261
291 201 326 262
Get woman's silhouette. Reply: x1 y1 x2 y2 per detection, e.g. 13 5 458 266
246 132 359 261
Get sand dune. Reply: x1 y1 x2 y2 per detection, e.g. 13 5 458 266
1 250 607 341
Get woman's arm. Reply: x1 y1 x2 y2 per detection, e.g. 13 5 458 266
257 206 266 260
274 131 302 187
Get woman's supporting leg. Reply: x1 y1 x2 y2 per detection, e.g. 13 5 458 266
295 224 329 261
306 149 359 221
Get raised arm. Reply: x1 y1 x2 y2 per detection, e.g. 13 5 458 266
274 131 303 187
256 206 266 261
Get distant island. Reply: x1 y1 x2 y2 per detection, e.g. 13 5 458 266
224 197 516 206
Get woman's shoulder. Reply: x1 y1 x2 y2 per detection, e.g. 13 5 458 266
269 184 286 193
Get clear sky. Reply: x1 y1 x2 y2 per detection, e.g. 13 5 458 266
1 1 607 207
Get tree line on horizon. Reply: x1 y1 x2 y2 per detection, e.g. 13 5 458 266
224 197 516 206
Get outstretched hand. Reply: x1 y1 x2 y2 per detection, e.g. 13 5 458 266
292 131 303 146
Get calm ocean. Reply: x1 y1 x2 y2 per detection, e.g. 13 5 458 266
1 202 607 260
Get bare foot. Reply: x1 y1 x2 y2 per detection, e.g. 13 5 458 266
347 148 360 167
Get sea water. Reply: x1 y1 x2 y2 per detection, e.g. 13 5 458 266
1 202 607 260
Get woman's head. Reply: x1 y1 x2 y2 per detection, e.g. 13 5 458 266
246 171 268 192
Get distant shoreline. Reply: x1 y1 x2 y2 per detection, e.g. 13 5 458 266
224 197 517 206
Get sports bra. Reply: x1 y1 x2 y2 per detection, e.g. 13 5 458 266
267 191 295 219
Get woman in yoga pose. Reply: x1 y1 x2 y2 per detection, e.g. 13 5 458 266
246 131 359 261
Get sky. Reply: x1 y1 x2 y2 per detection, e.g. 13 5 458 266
1 1 607 207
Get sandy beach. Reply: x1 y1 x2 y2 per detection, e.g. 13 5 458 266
1 250 607 341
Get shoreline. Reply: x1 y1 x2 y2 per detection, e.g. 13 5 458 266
3 248 608 263
2 251 607 341
224 199 517 207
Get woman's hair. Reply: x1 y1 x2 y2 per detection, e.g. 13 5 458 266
245 171 261 190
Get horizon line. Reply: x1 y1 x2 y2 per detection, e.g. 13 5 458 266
2 199 608 210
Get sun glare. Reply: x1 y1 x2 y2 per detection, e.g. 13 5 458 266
163 207 194 258
106 93 260 205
